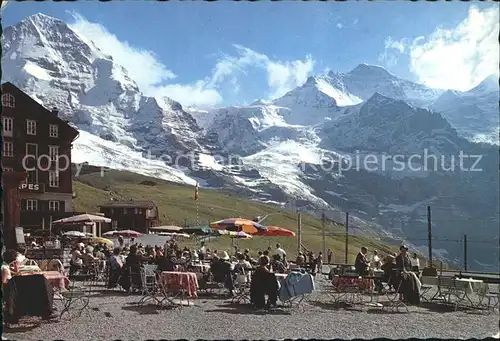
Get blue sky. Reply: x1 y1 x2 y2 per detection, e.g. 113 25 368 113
3 1 499 107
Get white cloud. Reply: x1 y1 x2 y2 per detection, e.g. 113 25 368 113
266 56 315 98
336 23 343 29
378 37 407 67
353 19 359 25
379 6 499 91
408 5 499 91
152 82 222 108
67 13 315 107
68 12 176 88
68 12 221 107
209 44 315 100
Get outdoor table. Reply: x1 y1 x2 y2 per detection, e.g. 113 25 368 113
160 271 199 297
455 278 487 295
333 276 373 291
42 271 70 291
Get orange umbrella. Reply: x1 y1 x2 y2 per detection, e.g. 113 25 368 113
210 218 266 235
255 226 295 237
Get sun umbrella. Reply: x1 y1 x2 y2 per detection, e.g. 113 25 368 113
63 231 86 238
229 231 252 239
210 218 267 234
158 232 191 238
52 213 111 225
113 230 142 238
181 226 213 235
255 226 295 237
149 225 183 232
103 230 118 237
88 237 114 246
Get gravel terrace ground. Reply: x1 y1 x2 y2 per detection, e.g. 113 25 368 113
3 275 499 340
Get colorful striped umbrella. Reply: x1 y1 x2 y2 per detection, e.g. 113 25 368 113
210 218 267 235
255 226 295 237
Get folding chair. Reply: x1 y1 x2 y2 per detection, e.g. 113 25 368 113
232 269 251 304
436 277 467 311
380 275 409 313
137 265 160 306
59 274 93 320
475 284 499 314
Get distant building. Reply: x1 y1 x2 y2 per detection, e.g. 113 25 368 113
99 200 159 233
1 82 79 246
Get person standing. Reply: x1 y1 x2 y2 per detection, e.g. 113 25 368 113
372 250 381 270
410 253 420 274
316 252 323 275
275 243 286 259
327 248 333 264
354 247 369 276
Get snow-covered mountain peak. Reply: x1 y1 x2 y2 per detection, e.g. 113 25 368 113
348 63 393 78
468 74 498 96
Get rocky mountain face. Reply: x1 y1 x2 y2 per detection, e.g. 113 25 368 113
3 14 499 271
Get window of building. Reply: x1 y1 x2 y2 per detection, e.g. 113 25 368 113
49 124 59 138
49 170 59 187
3 142 13 157
112 220 118 229
26 143 38 158
134 208 140 214
2 93 15 108
26 199 38 211
26 169 38 184
26 120 36 135
49 145 59 161
48 200 60 211
2 117 13 136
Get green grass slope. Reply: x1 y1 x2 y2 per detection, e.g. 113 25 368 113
72 169 398 262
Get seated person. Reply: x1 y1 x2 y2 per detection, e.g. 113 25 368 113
69 245 85 276
108 248 123 289
381 255 396 291
271 255 287 274
210 253 234 296
354 247 370 276
118 245 144 292
295 252 305 267
233 253 253 284
82 247 97 270
48 256 64 274
156 252 176 272
250 256 279 310
2 249 19 287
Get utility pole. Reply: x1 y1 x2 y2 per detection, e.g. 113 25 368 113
427 206 433 268
345 212 349 264
463 234 467 272
297 210 302 255
321 211 326 258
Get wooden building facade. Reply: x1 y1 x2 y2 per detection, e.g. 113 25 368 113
1 82 80 243
99 200 159 234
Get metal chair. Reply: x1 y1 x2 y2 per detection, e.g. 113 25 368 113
59 274 93 320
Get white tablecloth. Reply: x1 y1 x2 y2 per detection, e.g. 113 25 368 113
421 276 488 295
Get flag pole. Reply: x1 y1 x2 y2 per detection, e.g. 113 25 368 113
194 182 199 226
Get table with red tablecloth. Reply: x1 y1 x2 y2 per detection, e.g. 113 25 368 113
42 271 70 290
332 276 373 292
17 271 69 291
160 271 199 298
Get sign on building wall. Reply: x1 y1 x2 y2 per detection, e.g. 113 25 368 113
18 183 45 193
